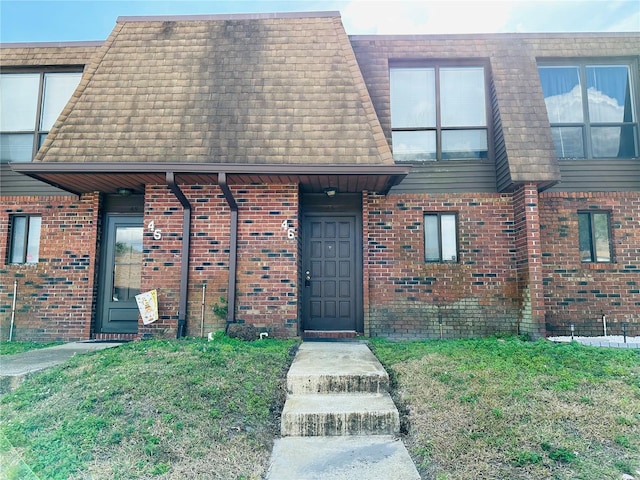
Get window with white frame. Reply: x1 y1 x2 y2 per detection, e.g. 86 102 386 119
390 65 489 162
0 70 82 163
9 215 42 264
538 62 638 159
578 211 612 263
424 213 458 262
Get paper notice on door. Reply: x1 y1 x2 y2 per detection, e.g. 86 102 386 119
135 289 159 325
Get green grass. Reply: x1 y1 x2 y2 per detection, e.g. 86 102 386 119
0 335 297 480
0 341 63 356
370 336 640 480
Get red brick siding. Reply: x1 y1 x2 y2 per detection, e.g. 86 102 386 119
234 185 299 337
540 192 640 337
513 183 546 338
366 192 519 339
0 194 100 341
138 184 299 339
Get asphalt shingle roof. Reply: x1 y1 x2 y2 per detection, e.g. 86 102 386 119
35 12 393 166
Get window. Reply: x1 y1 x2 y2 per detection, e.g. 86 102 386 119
538 62 638 159
424 213 458 262
390 65 488 161
0 71 82 163
578 211 611 263
9 215 42 264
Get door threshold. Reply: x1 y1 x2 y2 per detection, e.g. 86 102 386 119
303 330 359 341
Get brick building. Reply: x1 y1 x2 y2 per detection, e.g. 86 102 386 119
1 12 638 341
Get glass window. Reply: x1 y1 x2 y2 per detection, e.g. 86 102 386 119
40 72 82 130
539 62 638 159
578 211 611 263
424 213 458 262
0 70 81 163
391 65 488 162
9 215 41 264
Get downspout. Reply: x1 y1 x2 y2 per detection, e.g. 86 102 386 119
218 172 237 328
167 172 191 338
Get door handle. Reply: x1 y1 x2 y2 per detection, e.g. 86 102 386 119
304 270 311 287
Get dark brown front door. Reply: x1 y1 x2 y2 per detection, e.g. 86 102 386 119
303 215 358 332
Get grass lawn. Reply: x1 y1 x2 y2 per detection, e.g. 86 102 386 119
1 336 638 480
371 336 640 480
0 335 297 480
0 341 63 356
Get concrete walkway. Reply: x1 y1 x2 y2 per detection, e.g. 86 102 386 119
0 341 122 393
265 342 420 479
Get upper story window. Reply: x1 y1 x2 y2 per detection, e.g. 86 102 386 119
538 62 638 159
390 65 489 162
0 70 82 163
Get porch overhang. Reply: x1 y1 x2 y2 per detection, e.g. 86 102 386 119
11 162 410 196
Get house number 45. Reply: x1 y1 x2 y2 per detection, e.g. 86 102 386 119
281 220 295 240
148 221 162 240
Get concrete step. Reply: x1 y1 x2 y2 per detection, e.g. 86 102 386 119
265 436 420 480
281 393 400 436
287 342 389 394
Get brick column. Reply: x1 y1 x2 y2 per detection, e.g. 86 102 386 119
513 183 546 338
362 191 370 336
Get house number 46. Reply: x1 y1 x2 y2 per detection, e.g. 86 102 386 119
281 220 295 240
148 221 162 240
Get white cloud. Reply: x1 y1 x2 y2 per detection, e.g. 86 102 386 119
341 0 515 35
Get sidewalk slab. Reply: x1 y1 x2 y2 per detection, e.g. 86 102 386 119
0 341 123 393
266 436 420 480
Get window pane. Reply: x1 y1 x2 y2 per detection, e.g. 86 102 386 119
586 65 634 123
441 129 488 159
0 133 34 163
424 215 440 261
0 73 40 131
591 125 637 158
392 130 436 161
10 216 27 263
440 67 486 127
593 213 611 262
551 126 584 158
578 213 593 262
26 216 41 263
112 226 143 301
539 66 584 123
40 72 82 131
390 68 435 128
441 214 457 262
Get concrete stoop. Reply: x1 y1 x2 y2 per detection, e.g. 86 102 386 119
266 342 420 479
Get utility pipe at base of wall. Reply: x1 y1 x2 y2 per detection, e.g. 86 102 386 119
9 280 17 341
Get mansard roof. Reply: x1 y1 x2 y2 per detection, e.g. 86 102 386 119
33 12 394 166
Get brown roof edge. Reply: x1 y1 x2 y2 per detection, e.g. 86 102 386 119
12 162 410 176
117 11 341 23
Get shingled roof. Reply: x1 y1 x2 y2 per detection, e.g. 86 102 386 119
35 12 393 166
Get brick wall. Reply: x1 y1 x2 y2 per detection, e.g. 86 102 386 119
0 194 100 341
139 183 299 339
540 192 640 337
513 183 546 338
366 192 519 339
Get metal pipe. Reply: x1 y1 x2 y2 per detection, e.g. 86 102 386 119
218 172 238 328
9 280 17 341
200 282 206 338
601 311 607 337
167 172 192 338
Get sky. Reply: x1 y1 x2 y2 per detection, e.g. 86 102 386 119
1 0 638 43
